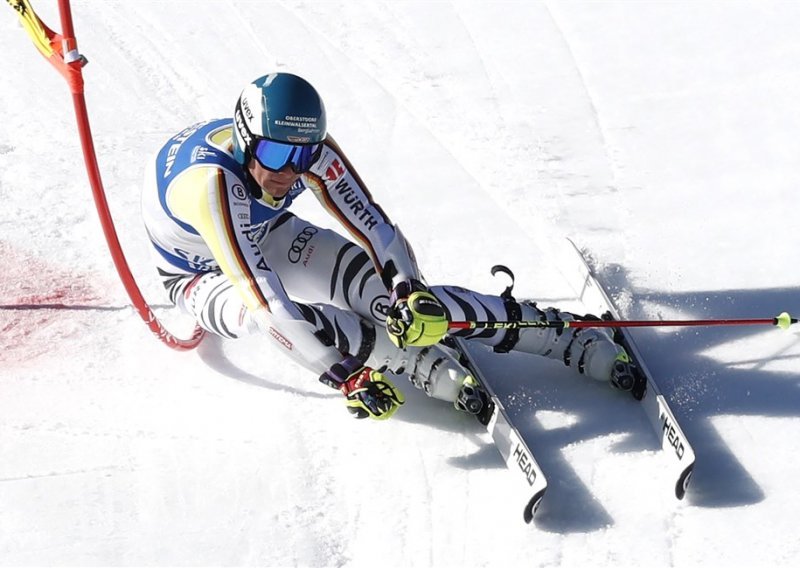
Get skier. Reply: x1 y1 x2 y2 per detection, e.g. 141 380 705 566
141 72 635 421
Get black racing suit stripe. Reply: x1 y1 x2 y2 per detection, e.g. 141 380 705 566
330 242 358 301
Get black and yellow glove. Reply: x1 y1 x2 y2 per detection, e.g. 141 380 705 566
385 279 449 349
319 355 405 420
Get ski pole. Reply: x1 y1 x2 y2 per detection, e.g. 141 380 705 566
449 312 797 331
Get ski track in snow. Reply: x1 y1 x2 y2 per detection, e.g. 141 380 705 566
2 2 800 566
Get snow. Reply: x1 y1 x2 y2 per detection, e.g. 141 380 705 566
2 1 799 566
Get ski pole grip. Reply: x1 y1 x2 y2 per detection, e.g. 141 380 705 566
775 312 796 330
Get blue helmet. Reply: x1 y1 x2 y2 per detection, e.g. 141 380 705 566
232 73 327 165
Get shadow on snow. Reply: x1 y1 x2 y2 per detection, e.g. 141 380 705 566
597 263 800 509
195 263 799 533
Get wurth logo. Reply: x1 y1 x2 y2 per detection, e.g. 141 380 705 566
333 178 378 231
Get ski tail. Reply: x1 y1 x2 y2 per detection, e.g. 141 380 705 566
451 337 548 523
563 239 696 499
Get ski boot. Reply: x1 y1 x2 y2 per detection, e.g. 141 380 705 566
600 311 647 400
455 375 494 425
408 343 495 424
610 350 647 400
610 351 635 391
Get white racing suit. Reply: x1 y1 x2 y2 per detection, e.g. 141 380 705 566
142 119 622 404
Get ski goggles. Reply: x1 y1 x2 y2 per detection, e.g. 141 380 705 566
251 138 323 173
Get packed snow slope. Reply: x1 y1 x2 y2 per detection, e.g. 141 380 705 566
2 2 799 566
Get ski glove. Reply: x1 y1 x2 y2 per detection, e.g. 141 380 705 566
385 279 449 348
319 355 405 420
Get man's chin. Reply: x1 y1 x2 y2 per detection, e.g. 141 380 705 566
262 184 292 199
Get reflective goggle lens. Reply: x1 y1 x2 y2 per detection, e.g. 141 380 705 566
252 139 321 173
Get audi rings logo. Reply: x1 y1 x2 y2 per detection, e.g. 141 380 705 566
370 295 391 322
288 226 318 263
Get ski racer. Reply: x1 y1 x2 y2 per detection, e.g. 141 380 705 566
141 72 635 421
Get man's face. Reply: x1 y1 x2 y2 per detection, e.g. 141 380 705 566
247 158 300 199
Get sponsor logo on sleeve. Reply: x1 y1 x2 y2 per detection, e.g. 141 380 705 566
269 327 293 351
325 158 345 182
332 178 378 231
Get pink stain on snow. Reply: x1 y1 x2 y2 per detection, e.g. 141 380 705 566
0 241 111 365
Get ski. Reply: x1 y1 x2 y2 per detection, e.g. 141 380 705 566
561 239 696 499
444 239 693 523
451 337 548 523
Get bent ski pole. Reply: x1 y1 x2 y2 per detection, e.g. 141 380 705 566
449 312 797 331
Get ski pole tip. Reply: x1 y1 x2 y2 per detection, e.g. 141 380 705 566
775 312 795 330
